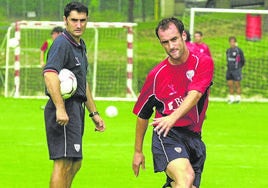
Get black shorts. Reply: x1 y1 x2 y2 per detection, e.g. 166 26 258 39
44 99 85 160
226 68 242 81
152 127 206 187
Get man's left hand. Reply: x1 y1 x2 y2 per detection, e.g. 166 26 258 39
151 114 177 137
92 115 106 132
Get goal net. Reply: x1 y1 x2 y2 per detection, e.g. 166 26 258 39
4 21 137 101
187 8 268 102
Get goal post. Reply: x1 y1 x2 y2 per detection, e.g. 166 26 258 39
4 21 137 101
189 8 268 102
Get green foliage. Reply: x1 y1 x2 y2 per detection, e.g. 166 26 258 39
0 0 155 22
89 11 126 22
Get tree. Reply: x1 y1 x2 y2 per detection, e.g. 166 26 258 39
128 0 134 22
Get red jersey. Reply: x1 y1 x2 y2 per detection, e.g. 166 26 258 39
186 41 199 53
40 41 49 51
133 52 214 133
194 43 212 57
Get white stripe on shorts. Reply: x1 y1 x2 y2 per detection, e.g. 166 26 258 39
64 126 67 157
157 131 169 163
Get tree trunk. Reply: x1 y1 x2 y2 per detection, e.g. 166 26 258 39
141 0 146 22
128 0 134 22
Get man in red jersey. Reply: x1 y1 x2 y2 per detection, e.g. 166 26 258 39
132 17 214 188
194 31 212 57
185 30 199 53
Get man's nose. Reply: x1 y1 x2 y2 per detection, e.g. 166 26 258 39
169 41 176 49
76 21 82 28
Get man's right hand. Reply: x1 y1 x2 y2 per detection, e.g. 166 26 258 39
56 108 69 126
132 151 145 177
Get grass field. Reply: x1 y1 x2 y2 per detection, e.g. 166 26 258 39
0 97 268 187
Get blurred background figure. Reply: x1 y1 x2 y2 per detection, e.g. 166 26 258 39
184 30 199 53
226 36 245 103
194 31 212 57
40 26 63 68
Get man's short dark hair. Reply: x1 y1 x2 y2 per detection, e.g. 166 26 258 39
51 26 63 34
64 2 88 18
185 30 191 42
195 31 203 36
155 17 184 39
229 36 237 42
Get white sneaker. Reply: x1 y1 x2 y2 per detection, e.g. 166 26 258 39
235 95 241 103
228 95 235 104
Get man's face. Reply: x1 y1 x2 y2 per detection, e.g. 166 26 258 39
194 33 202 43
229 39 236 48
157 23 186 62
64 10 88 41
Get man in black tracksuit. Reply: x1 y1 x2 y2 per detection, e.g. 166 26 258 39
226 36 245 103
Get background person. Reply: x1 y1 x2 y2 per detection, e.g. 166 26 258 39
194 31 212 57
185 30 199 53
226 36 245 103
132 17 214 188
40 26 63 68
43 2 105 187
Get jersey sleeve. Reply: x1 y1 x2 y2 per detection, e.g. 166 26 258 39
40 41 48 51
133 72 156 119
188 55 214 94
239 48 245 66
206 45 212 57
43 38 69 74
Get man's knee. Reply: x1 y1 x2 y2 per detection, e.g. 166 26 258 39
54 158 81 175
166 158 195 187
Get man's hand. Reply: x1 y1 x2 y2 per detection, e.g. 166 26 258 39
92 115 106 132
56 108 69 126
152 114 177 137
132 152 145 177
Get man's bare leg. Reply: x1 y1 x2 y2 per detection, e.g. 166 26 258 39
50 158 81 188
165 158 195 188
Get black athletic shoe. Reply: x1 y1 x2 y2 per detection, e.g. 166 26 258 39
162 176 173 188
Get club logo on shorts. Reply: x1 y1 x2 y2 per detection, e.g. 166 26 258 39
186 70 195 81
74 144 80 152
174 147 182 153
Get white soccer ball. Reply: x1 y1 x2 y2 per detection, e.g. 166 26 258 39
105 106 118 117
58 69 77 99
8 38 19 48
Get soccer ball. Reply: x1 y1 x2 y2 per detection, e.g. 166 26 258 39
58 69 77 99
105 106 118 118
8 38 19 48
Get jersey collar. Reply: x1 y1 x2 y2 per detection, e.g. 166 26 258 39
62 29 82 48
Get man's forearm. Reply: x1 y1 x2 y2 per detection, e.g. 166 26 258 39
171 90 202 121
44 72 65 109
134 118 149 153
85 83 97 113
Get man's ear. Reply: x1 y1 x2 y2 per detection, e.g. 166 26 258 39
63 16 67 26
182 31 187 41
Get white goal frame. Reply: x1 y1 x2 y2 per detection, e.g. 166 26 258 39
189 8 268 102
5 21 137 101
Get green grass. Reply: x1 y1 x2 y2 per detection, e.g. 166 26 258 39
0 97 268 187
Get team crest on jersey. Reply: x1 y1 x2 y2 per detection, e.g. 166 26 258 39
174 147 182 153
168 84 177 96
232 51 237 56
74 144 80 152
186 70 195 81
